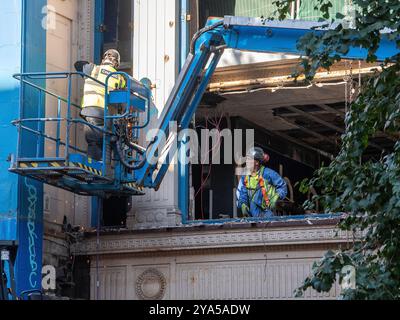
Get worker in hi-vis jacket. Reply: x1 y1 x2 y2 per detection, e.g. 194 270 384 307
75 50 130 227
75 49 126 161
237 147 287 218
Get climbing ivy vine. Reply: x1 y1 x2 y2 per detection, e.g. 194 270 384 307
272 0 400 299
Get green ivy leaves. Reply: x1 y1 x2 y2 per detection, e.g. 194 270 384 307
274 0 400 299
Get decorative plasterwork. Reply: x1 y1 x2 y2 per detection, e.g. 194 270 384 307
74 223 354 256
135 268 167 300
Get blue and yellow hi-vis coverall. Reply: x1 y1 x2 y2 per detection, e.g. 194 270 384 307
236 166 287 218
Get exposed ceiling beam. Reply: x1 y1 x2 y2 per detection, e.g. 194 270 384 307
274 109 333 117
318 104 345 115
318 104 398 143
286 106 385 152
271 129 334 160
275 115 339 147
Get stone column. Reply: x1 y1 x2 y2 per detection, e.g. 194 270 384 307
128 0 181 229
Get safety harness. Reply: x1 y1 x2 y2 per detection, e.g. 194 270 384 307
244 167 273 210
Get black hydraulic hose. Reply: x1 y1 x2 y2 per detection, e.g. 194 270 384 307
124 138 146 155
115 139 147 170
190 21 224 54
114 137 158 170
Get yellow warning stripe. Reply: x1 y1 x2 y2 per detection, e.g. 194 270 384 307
70 162 102 176
124 182 144 192
19 162 40 168
17 161 102 176
50 162 61 167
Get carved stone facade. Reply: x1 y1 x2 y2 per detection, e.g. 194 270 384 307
75 219 350 300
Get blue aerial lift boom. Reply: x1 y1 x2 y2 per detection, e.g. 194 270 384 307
2 16 398 299
9 16 398 197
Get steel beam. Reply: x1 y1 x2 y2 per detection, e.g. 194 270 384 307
286 106 384 152
318 104 399 143
275 115 339 147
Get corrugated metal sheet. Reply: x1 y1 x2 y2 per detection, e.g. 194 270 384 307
199 0 347 25
234 0 278 18
212 0 299 68
199 0 279 27
298 0 346 20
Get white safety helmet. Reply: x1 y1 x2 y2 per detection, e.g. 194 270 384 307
102 49 121 69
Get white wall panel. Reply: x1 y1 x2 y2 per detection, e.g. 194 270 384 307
91 265 128 300
90 250 340 300
130 0 180 229
44 0 90 230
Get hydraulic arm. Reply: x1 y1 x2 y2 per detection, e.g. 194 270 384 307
4 15 398 299
9 16 399 196
134 16 399 190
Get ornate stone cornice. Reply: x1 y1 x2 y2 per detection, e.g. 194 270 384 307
74 220 354 256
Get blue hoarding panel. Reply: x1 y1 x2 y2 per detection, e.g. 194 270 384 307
14 0 47 296
0 1 23 241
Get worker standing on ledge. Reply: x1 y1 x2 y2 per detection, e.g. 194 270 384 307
75 49 126 161
237 147 287 218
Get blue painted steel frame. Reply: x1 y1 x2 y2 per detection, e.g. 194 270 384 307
92 0 105 226
94 0 105 64
186 213 343 225
178 0 189 222
11 71 151 194
0 0 49 298
16 0 47 297
134 30 224 188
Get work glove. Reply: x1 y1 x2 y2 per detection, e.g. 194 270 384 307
74 60 90 72
241 204 250 218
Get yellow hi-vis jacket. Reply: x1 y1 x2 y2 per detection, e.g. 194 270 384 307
82 64 126 109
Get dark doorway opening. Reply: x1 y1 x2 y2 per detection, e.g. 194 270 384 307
97 0 134 72
102 196 132 228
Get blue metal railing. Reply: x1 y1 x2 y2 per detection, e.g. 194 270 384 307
11 71 151 180
184 212 344 225
12 72 109 163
